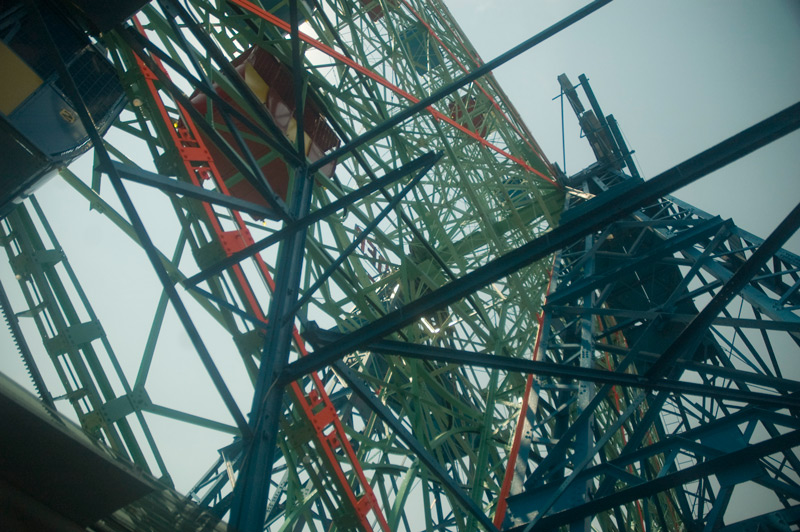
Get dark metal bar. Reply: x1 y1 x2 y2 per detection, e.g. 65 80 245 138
308 0 614 172
332 361 501 532
188 284 267 328
26 0 251 436
111 162 279 219
589 406 799 502
595 408 798 477
229 170 313 529
229 5 314 527
645 200 800 379
606 115 640 179
304 326 800 409
289 0 305 159
577 73 624 167
183 151 441 286
282 102 800 383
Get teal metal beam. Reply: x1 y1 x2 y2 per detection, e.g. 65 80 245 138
112 162 279 219
304 326 800 409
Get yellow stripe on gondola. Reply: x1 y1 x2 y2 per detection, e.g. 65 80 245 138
243 60 312 155
244 62 269 103
0 42 43 116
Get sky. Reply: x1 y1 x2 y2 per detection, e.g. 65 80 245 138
0 0 798 520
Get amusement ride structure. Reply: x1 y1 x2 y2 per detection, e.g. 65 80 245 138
0 0 798 531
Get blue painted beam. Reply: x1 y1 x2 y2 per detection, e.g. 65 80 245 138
505 430 800 532
544 216 729 307
645 200 800 380
303 326 800 409
111 162 279 220
228 7 315 530
577 73 626 171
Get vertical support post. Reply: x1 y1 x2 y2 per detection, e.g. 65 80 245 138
576 73 624 168
229 2 312 530
228 164 313 530
570 230 595 532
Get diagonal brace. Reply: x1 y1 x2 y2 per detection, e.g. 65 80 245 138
184 150 441 286
646 200 800 379
304 326 800 409
110 162 279 219
333 361 501 532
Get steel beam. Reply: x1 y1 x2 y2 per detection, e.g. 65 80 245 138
645 201 800 379
544 216 729 307
506 430 800 531
304 326 800 408
228 3 314 530
111 162 279 219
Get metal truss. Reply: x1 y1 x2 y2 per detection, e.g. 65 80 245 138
1 1 798 531
500 175 800 531
496 79 800 531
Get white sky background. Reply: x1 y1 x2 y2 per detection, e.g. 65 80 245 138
0 0 798 519
447 0 800 254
